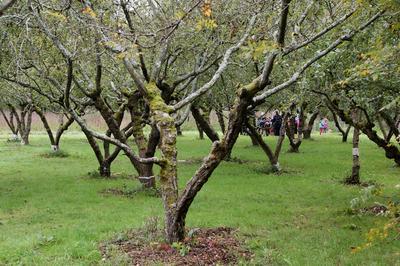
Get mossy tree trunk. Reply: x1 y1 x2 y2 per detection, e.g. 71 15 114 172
144 82 181 242
129 99 156 188
174 80 271 242
123 0 290 243
164 0 290 242
88 92 156 186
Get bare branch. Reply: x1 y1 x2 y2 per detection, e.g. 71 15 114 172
172 56 221 88
173 15 258 111
253 10 384 104
63 61 161 165
31 4 72 59
283 9 356 56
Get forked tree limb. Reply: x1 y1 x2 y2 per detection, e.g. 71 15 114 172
253 10 385 104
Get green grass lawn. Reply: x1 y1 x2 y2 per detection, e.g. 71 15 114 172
0 132 399 265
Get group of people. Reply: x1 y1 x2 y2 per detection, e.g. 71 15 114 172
255 111 330 137
256 114 272 136
256 111 287 136
319 117 330 135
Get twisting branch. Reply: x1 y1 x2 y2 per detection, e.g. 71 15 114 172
297 1 314 27
0 75 61 104
254 0 292 90
172 14 258 111
253 10 384 104
33 9 161 166
152 41 169 82
31 5 73 59
172 56 221 88
120 0 150 82
63 61 161 165
283 9 356 56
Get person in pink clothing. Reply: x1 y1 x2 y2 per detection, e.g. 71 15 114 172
323 117 329 133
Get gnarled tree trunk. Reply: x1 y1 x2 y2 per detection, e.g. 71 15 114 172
9 103 33 145
329 105 351 142
129 102 156 188
286 107 302 153
0 109 19 139
246 113 259 146
216 109 226 134
35 107 74 151
303 110 319 139
246 115 287 172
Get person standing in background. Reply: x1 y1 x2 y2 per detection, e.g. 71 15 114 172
272 111 282 136
319 118 325 135
323 117 329 133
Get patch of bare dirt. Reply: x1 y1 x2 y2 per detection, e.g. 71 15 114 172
99 186 161 198
100 227 252 265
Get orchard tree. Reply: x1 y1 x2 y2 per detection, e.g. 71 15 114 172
1 0 388 243
0 85 33 145
311 5 400 166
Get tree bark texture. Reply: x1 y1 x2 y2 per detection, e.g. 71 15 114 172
191 106 219 142
286 108 302 153
216 109 226 134
0 109 19 136
246 120 282 172
34 107 74 151
9 104 33 145
303 111 319 139
345 126 361 184
329 105 351 142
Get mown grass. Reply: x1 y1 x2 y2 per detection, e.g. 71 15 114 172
0 132 399 265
